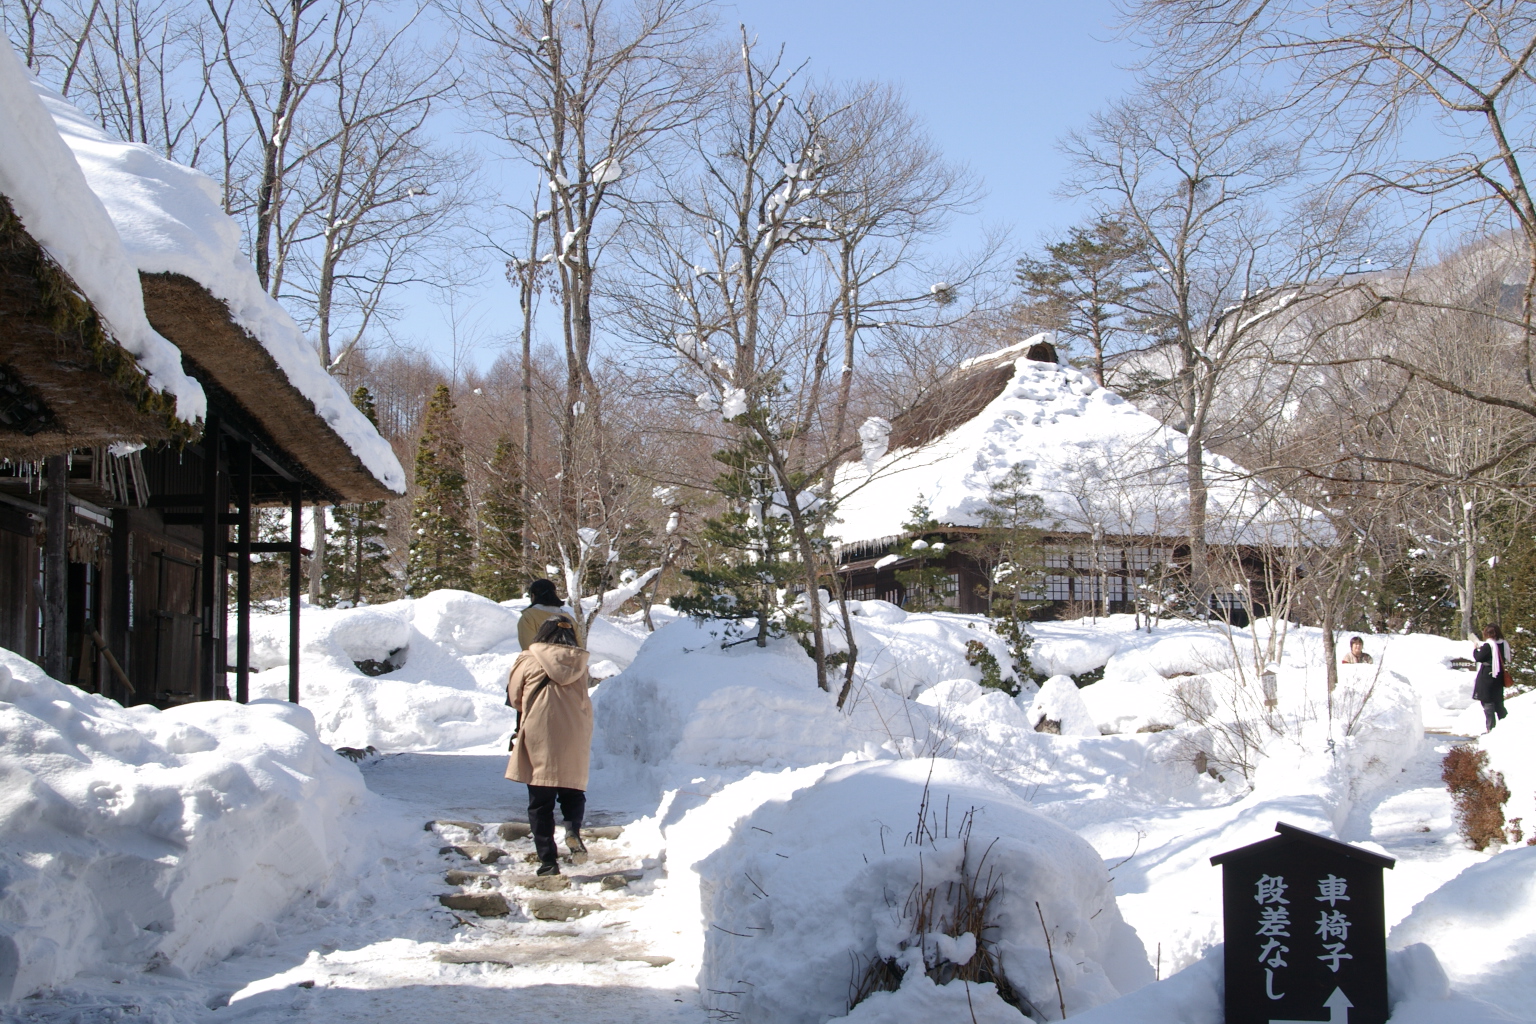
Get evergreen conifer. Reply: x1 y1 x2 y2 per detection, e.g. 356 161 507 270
475 435 524 601
325 386 397 605
672 434 804 646
964 464 1048 681
407 384 474 595
893 500 953 611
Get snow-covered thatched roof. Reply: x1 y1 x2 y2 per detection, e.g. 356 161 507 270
833 335 1318 548
0 38 405 497
0 41 205 453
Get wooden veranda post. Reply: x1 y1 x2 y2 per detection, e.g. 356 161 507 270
234 440 252 703
43 455 67 680
198 414 222 701
289 481 301 704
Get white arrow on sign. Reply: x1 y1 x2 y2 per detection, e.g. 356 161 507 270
1271 987 1353 1024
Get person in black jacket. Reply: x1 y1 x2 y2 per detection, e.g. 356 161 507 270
1472 623 1511 732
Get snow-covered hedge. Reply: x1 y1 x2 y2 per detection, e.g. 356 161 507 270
0 650 364 1002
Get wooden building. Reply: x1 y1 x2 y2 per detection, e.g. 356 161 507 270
0 213 397 708
832 338 1293 624
0 53 403 707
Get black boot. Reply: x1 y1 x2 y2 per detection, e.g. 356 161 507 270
564 821 587 864
533 833 560 875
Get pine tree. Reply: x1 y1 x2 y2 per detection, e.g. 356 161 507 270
475 435 524 601
407 384 474 595
325 386 397 605
1016 216 1148 387
893 499 953 612
671 434 804 647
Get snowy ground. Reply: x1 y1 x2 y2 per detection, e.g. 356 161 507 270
4 597 1534 1022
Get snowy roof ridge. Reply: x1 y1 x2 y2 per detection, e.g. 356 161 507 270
833 354 1316 547
957 331 1054 371
33 78 405 495
0 42 206 426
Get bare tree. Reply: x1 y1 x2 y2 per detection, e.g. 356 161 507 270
1129 0 1536 421
1064 75 1366 609
453 0 715 514
811 81 983 450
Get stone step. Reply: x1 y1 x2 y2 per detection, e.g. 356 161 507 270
440 843 507 865
502 872 571 891
494 822 625 842
444 869 494 886
525 896 603 921
425 819 483 835
438 892 510 917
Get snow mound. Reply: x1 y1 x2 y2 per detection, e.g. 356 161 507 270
0 43 204 422
833 344 1315 546
1027 675 1101 735
835 971 1023 1023
0 649 364 1002
241 598 656 751
595 619 865 768
1476 690 1536 831
674 758 1152 1023
414 590 519 655
33 75 402 492
1390 845 1536 1015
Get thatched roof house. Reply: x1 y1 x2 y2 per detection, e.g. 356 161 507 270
0 40 404 707
832 336 1315 617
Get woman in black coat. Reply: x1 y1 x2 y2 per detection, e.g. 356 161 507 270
1472 623 1511 732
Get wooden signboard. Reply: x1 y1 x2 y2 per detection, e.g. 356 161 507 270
1211 822 1395 1024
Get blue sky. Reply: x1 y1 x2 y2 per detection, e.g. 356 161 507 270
398 1 1139 370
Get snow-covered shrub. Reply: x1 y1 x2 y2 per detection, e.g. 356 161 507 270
0 650 364 1002
676 758 1152 1023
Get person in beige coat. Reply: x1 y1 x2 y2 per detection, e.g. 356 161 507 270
506 615 592 875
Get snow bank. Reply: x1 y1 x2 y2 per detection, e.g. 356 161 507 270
833 344 1314 546
34 79 403 493
595 619 871 768
669 758 1152 1023
1480 690 1536 844
0 648 364 1002
0 42 204 422
245 592 655 750
1390 844 1536 1014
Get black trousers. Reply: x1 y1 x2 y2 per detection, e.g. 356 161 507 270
1482 698 1508 731
527 784 585 838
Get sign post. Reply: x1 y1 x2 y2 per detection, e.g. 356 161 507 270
1211 822 1395 1024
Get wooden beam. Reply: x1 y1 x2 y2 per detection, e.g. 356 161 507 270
161 512 240 526
109 509 130 704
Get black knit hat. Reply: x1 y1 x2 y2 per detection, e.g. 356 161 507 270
528 578 561 606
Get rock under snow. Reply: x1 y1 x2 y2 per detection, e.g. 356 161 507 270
1027 674 1101 736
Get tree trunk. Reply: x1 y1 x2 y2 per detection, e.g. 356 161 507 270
308 509 326 605
1460 495 1477 639
1186 432 1210 615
